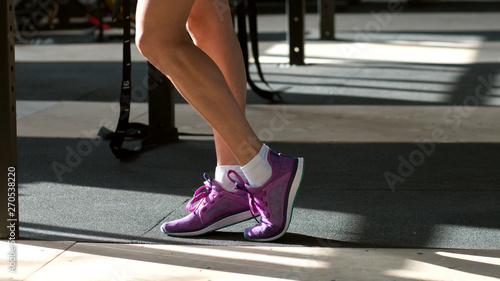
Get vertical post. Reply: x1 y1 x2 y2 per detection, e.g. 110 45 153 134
57 0 70 28
286 0 305 65
144 62 178 146
96 0 105 42
1 0 19 239
319 0 335 40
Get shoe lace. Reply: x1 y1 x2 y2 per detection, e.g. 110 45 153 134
186 173 214 213
227 170 260 223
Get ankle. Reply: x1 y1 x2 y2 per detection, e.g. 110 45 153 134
215 165 246 192
241 144 272 187
235 138 263 166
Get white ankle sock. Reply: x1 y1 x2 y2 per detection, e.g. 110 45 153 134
241 144 272 187
215 165 245 192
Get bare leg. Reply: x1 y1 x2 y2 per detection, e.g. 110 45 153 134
187 0 247 166
135 0 261 165
142 0 303 243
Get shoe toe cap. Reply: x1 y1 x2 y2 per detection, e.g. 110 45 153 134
244 222 281 241
161 214 202 234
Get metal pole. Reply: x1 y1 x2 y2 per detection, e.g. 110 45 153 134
143 62 178 146
286 0 305 65
1 0 19 239
319 0 335 40
96 0 105 42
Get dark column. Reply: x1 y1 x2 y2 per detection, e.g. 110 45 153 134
1 0 19 239
144 62 178 146
286 0 305 65
319 0 335 40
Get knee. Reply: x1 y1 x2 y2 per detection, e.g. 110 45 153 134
135 28 160 61
135 28 189 72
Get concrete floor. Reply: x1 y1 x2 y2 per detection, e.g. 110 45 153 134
3 2 500 280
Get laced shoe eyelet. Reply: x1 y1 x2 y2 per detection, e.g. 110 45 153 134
162 172 255 237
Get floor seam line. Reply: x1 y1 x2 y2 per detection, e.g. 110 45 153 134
22 241 77 280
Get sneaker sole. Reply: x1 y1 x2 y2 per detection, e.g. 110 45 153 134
162 210 255 237
245 157 304 242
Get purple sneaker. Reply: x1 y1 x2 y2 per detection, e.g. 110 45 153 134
234 150 304 242
161 173 253 237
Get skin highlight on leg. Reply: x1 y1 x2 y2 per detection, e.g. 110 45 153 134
135 0 262 165
187 0 248 166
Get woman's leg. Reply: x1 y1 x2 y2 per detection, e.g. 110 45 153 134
136 0 304 242
186 0 246 167
135 0 261 166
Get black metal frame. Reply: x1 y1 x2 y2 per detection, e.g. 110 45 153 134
287 0 306 65
319 0 335 40
143 62 178 147
1 0 19 239
286 0 336 64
